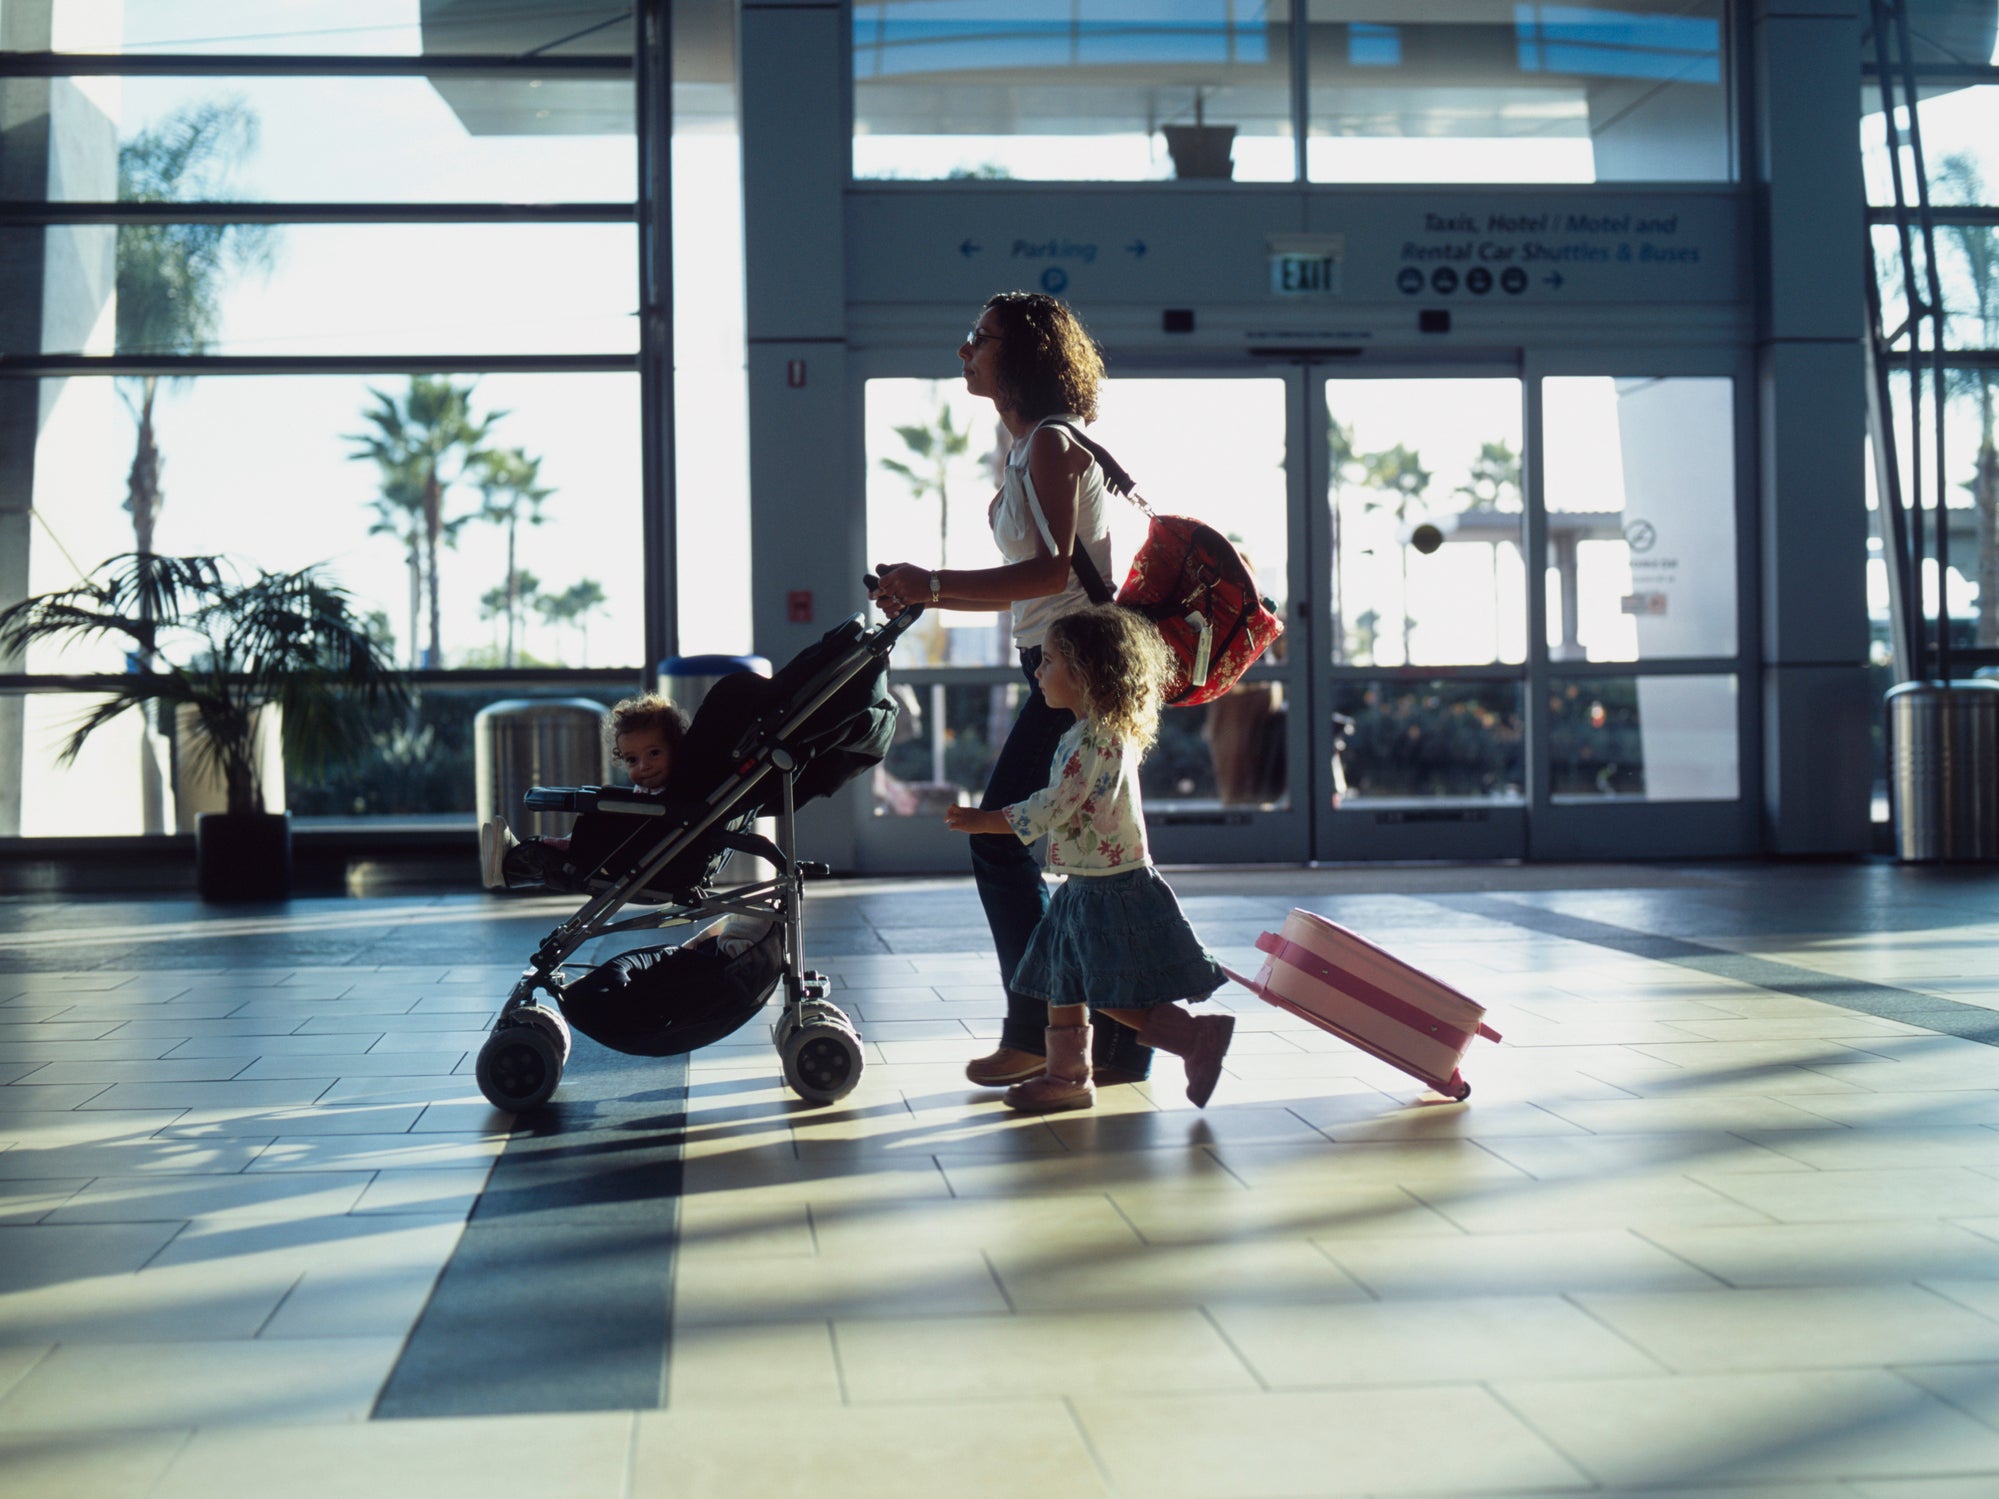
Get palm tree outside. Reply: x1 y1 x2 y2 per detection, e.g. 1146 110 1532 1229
113 95 276 831
470 447 555 668
880 399 975 667
116 97 276 562
537 578 609 666
348 376 503 669
1359 442 1433 661
362 458 427 671
1934 154 1998 647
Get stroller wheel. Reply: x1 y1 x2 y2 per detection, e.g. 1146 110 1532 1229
519 1003 572 1068
781 1023 863 1105
476 1021 564 1112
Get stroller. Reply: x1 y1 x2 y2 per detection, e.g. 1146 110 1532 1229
473 607 919 1112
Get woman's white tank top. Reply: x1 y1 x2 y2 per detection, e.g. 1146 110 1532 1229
991 415 1113 652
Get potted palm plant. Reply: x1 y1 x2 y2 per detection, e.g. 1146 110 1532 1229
0 552 408 900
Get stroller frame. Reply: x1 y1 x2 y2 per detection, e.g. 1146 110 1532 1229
474 609 920 1112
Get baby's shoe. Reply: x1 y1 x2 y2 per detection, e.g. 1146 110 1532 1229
478 818 518 890
1133 1004 1236 1109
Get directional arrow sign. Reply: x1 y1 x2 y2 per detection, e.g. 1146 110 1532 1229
960 240 982 258
1126 239 1148 258
1542 270 1564 289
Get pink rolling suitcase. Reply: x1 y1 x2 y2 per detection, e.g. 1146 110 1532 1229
1229 908 1501 1101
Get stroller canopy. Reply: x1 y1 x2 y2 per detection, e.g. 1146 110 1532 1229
668 617 898 817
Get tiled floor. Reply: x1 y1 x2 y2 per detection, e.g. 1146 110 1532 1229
4 860 1999 1496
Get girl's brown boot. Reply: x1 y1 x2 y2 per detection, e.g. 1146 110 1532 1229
1002 1024 1095 1114
1133 1004 1236 1108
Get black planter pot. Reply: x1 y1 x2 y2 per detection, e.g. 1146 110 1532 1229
1162 122 1236 179
195 810 292 901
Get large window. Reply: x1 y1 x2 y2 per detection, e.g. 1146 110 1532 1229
1861 47 1999 822
0 2 748 837
1542 376 1738 664
853 1 1295 182
852 1 1734 183
1307 3 1730 184
1327 378 1525 670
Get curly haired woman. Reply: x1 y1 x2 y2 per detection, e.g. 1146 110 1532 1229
871 292 1155 1090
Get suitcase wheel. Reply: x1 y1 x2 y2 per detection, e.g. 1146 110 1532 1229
1449 1079 1472 1102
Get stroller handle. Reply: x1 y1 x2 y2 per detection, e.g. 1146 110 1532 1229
863 574 924 646
870 605 924 658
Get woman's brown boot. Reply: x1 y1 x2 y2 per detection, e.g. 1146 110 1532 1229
965 1046 1044 1087
1133 1004 1236 1108
1002 1024 1095 1114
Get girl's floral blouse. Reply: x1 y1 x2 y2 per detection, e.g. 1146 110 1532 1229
1002 718 1151 876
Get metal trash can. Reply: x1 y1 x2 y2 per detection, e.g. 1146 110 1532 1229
475 698 610 840
658 654 773 883
1886 679 1999 862
658 653 771 717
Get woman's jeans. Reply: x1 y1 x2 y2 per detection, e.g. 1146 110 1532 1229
971 648 1154 1078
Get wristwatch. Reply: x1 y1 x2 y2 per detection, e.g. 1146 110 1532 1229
928 571 941 604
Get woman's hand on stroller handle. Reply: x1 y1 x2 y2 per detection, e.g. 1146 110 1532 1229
867 563 927 619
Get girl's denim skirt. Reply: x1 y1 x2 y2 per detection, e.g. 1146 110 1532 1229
1011 865 1227 1012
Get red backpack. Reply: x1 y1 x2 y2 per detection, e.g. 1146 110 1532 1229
1047 422 1284 708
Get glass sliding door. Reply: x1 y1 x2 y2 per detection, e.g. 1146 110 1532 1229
1528 364 1758 856
1317 372 1530 859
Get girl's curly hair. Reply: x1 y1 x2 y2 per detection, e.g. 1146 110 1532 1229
606 692 688 755
983 291 1105 424
1043 604 1172 753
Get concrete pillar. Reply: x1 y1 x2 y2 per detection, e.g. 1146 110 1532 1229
1753 2 1873 853
0 4 56 838
0 2 121 837
740 0 860 865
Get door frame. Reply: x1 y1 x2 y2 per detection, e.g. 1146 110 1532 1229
1304 355 1533 861
844 342 1760 871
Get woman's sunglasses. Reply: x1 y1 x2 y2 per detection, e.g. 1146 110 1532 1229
964 327 1005 349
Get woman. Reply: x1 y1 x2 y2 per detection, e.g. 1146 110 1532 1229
871 292 1154 1088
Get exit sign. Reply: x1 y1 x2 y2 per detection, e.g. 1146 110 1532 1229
1269 234 1345 297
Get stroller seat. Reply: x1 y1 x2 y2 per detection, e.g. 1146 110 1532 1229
520 784 747 906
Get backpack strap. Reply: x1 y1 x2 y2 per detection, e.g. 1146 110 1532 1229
1019 418 1117 605
1041 419 1151 515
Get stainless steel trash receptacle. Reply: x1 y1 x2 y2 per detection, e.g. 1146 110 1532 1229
1886 680 1999 862
658 653 771 717
475 699 610 840
658 654 773 883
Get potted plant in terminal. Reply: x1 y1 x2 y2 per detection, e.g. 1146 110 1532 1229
0 552 407 900
1161 91 1236 180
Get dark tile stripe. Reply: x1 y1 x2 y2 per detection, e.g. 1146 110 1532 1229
1434 892 1999 1046
372 1040 689 1419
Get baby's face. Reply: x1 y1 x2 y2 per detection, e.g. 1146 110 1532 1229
615 728 673 790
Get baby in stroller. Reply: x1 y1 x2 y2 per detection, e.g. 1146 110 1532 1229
479 692 689 893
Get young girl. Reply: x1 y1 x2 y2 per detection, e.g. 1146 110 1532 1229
480 692 688 890
944 604 1236 1114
